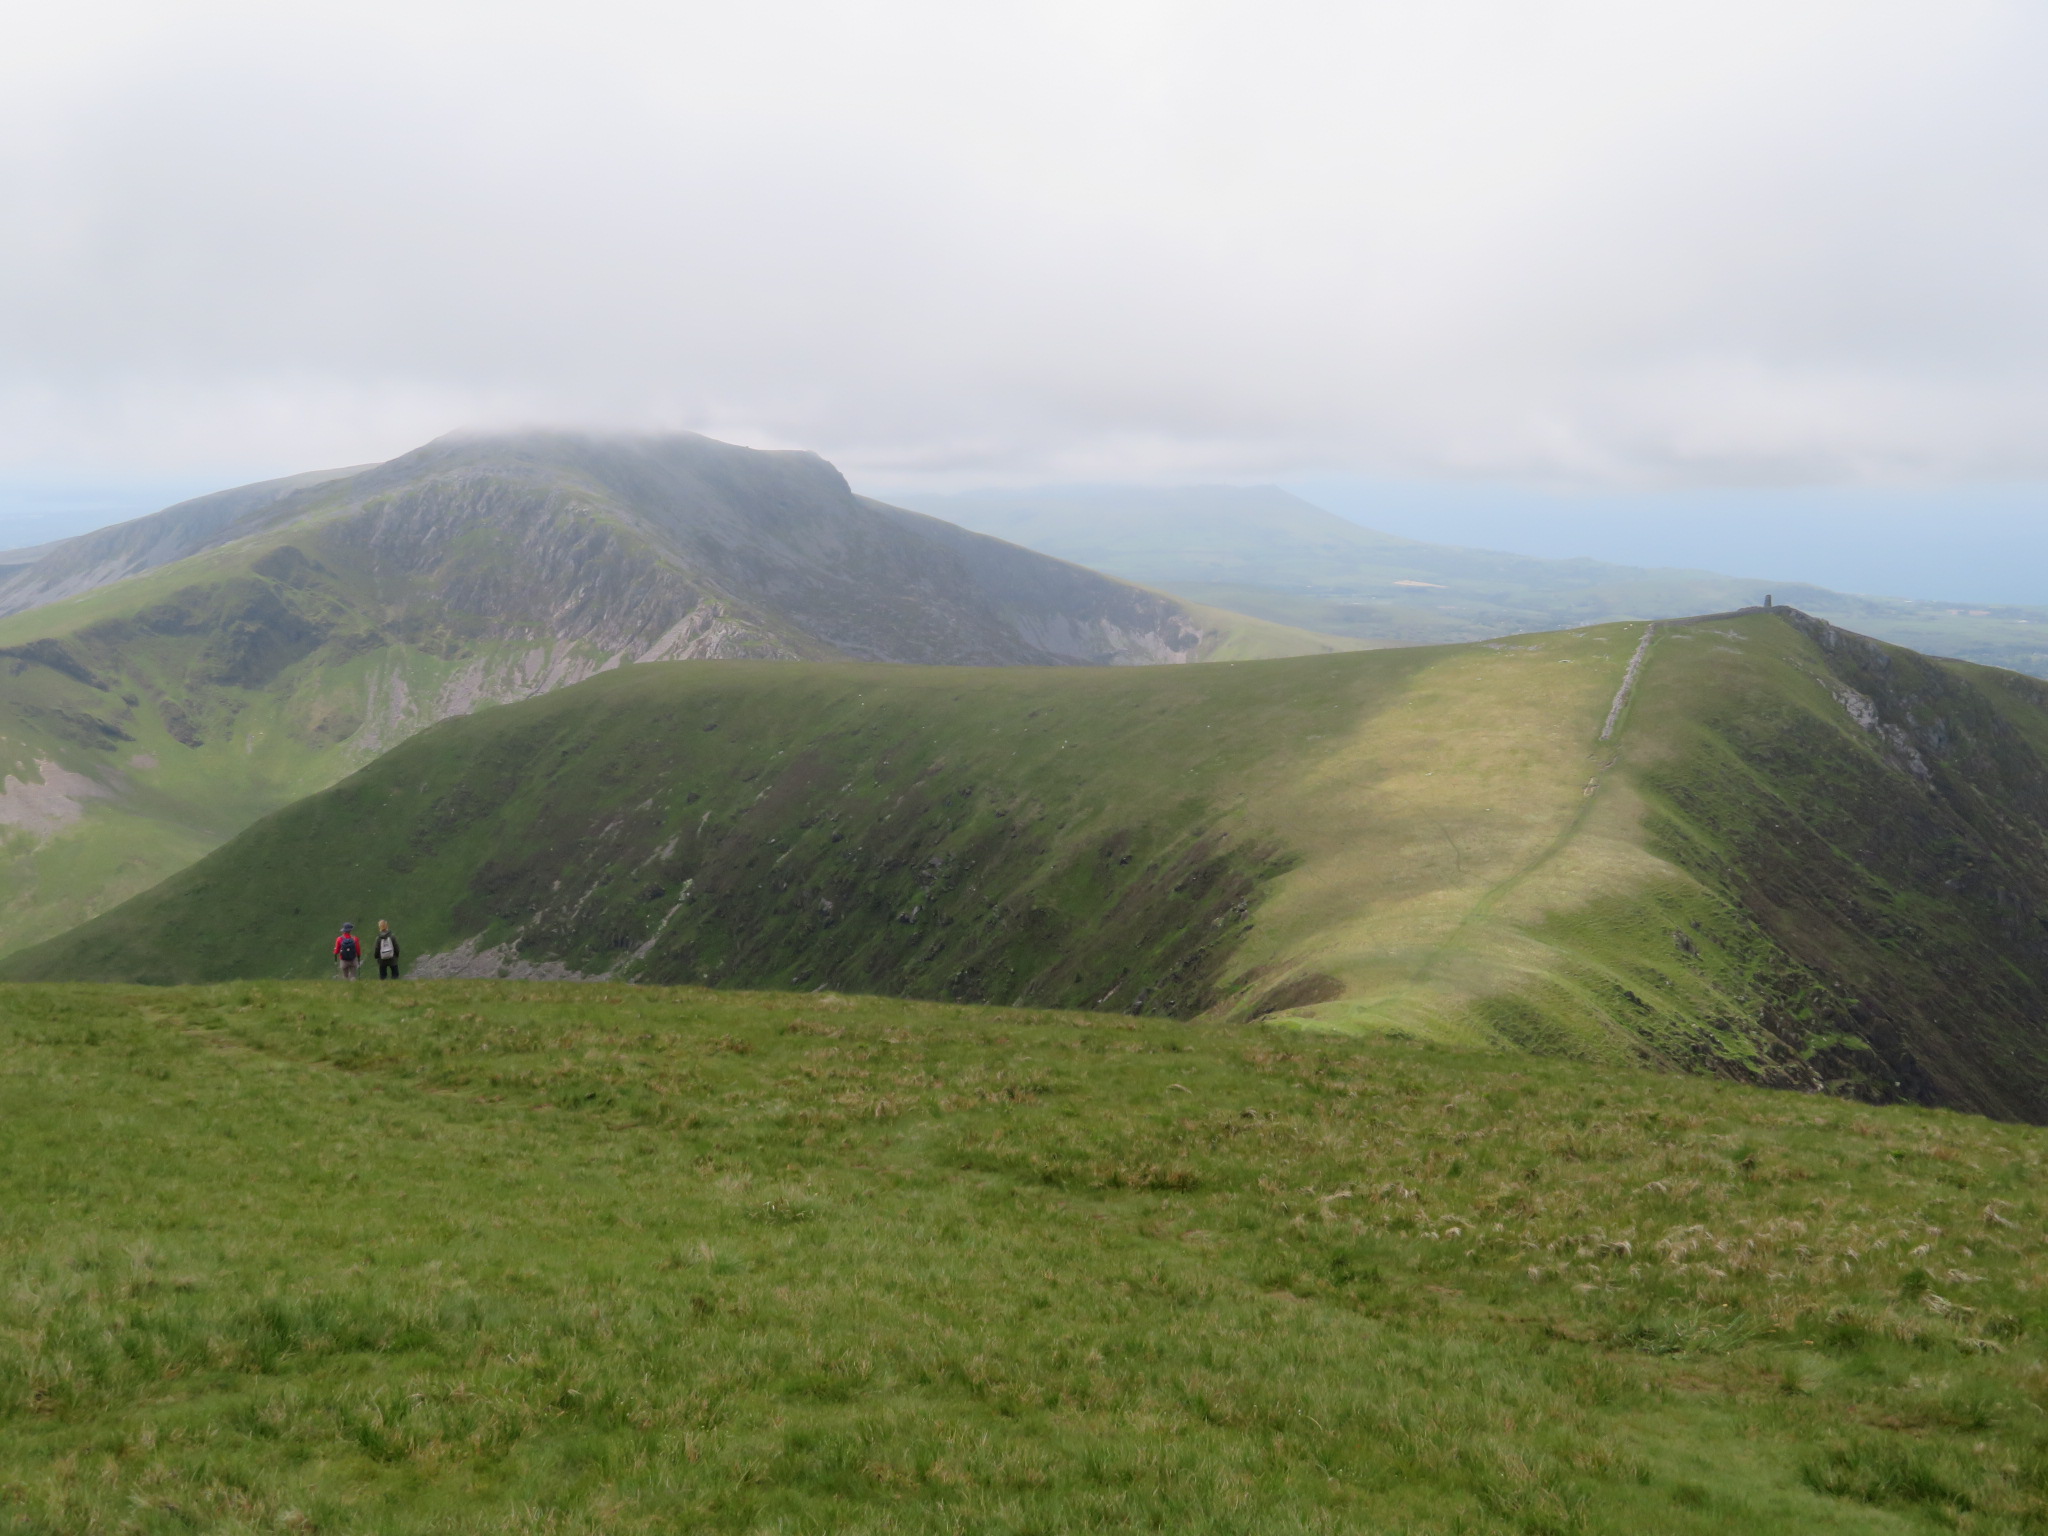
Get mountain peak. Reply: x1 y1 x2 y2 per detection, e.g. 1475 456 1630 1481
0 432 1350 957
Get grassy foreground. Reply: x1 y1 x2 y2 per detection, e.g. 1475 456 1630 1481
7 984 2048 1532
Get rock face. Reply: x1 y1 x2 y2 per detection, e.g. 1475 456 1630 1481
0 431 1329 958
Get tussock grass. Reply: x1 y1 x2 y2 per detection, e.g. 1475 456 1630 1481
5 980 2048 1531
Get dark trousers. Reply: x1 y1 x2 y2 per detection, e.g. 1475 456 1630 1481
378 959 400 979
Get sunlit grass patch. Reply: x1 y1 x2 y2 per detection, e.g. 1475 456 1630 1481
5 978 2048 1530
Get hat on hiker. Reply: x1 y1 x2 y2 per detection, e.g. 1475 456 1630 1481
341 921 354 931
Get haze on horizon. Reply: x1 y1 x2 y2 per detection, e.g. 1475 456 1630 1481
5 0 2048 592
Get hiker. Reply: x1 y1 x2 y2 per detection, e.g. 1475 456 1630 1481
334 922 362 981
373 919 401 980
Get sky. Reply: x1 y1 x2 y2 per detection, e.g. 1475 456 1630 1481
5 1 2048 593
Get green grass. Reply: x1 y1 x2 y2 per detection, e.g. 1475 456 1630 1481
0 444 1351 963
7 981 2048 1532
5 630 1723 1059
0 607 618 958
1176 599 1376 661
0 509 635 958
28 611 2048 1120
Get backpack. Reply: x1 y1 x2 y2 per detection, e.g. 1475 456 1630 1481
339 935 359 962
377 935 395 959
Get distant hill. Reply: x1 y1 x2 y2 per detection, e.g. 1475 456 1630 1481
25 608 2048 1122
0 432 1351 956
0 465 371 617
894 485 2048 676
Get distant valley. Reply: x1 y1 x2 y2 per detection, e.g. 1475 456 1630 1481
897 485 2048 677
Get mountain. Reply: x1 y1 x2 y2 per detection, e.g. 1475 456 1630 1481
894 485 2048 676
24 606 2048 1122
0 431 1352 957
0 465 371 617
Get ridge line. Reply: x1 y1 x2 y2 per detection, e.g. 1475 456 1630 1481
1599 624 1658 741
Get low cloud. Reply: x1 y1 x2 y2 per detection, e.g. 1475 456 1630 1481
3 0 2044 487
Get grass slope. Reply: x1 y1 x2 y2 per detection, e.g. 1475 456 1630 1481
0 545 622 958
901 485 2048 678
22 610 2048 1120
0 436 1348 960
0 466 367 617
8 981 2048 1532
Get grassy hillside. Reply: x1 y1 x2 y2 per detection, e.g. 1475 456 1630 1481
0 434 1350 959
8 980 2048 1532
23 609 2048 1120
0 465 367 617
900 485 2048 677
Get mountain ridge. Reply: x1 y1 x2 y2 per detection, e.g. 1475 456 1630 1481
0 465 371 618
25 606 2048 1122
0 431 1354 957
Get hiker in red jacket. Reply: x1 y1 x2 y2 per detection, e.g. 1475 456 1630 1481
334 922 362 981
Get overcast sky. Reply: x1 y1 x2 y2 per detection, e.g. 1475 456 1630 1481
5 0 2047 499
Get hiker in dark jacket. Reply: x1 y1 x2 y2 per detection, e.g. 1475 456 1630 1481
334 922 362 981
373 919 401 980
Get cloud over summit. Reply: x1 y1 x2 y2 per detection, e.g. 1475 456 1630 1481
4 0 2045 486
